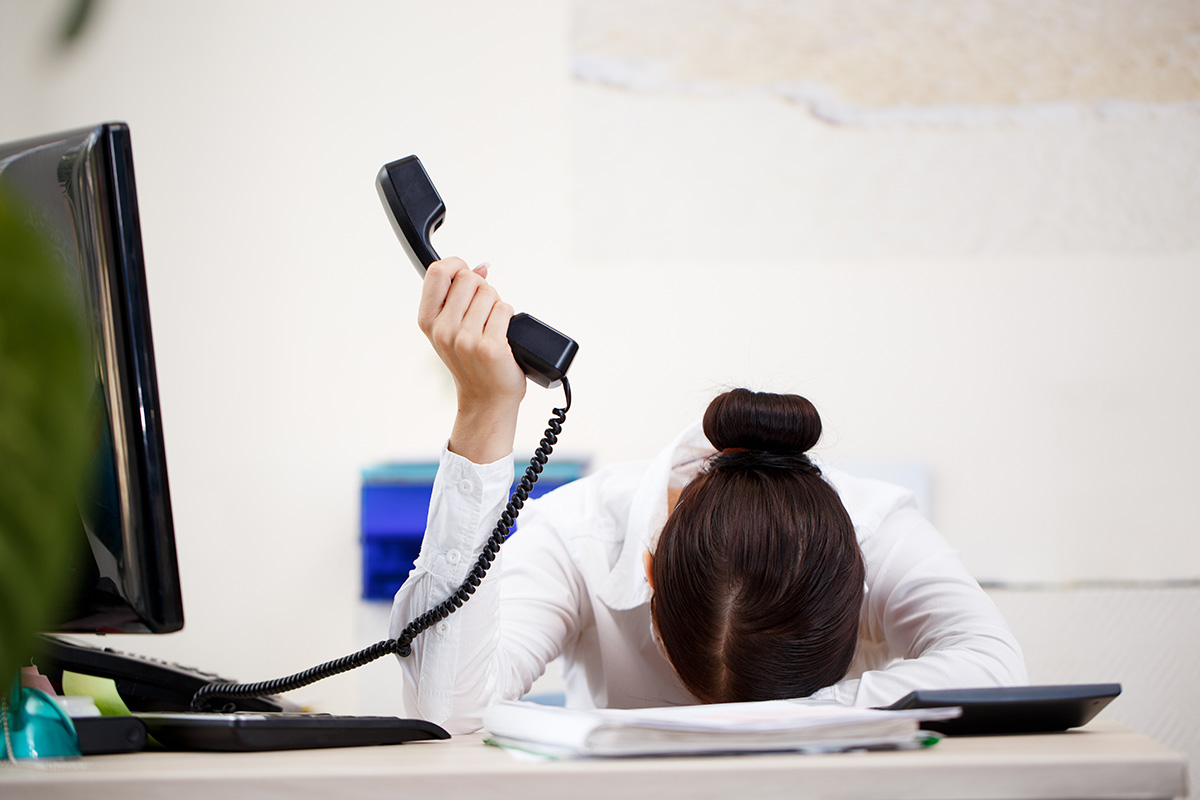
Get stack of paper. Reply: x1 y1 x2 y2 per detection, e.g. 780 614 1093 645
482 698 959 759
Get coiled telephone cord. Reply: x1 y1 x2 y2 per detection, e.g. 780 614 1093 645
190 378 571 712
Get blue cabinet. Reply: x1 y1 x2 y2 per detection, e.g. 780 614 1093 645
360 461 586 600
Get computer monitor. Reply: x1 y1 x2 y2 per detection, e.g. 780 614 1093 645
0 122 183 635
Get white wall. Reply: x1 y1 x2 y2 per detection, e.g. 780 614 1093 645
1 0 572 713
990 585 1200 800
3 0 1198 730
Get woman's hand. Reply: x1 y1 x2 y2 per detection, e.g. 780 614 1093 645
418 257 527 463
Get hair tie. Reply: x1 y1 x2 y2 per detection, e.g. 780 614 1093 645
710 448 822 476
792 453 820 475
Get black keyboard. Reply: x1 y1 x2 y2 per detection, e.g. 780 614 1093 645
135 712 450 751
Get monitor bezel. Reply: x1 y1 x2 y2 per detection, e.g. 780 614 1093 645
0 122 184 634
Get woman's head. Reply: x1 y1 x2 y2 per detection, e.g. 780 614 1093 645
649 388 864 703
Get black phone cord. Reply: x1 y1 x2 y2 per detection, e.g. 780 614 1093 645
190 378 571 712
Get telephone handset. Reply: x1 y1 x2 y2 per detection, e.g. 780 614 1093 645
189 158 575 714
375 155 578 389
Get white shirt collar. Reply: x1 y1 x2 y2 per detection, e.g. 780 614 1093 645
597 422 715 610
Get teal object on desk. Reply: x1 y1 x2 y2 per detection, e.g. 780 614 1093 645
3 681 81 760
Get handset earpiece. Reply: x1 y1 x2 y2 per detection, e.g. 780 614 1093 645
376 155 578 388
376 156 444 276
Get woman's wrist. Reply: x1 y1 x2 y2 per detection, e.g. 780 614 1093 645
448 398 521 464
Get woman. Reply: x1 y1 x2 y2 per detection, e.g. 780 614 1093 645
391 258 1027 734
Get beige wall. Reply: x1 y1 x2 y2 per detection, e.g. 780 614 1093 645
566 0 1200 584
3 0 1197 726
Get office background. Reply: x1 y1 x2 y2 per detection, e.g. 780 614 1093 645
2 0 1197 790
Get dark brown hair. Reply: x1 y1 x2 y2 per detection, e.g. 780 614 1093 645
650 388 864 703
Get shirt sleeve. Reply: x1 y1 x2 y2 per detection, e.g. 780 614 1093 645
387 446 584 734
811 505 1029 707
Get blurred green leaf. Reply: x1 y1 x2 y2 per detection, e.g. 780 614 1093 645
0 187 90 696
59 0 98 47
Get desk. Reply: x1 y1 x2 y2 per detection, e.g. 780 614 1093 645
0 721 1188 800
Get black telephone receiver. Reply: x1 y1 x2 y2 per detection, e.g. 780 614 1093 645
375 156 578 389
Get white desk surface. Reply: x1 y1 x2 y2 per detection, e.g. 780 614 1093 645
0 720 1188 800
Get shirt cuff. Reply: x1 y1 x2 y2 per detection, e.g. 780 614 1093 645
414 444 515 582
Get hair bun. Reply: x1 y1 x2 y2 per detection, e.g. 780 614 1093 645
702 388 822 455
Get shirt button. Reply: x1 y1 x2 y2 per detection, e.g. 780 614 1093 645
457 479 473 494
435 621 449 636
446 549 461 566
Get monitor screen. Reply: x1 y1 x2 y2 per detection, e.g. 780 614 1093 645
0 122 183 634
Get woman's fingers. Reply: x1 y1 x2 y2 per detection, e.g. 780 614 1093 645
416 257 467 334
459 281 502 343
481 299 514 343
421 261 487 354
418 258 520 384
438 268 486 335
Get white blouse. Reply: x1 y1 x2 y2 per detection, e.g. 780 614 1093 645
389 422 1028 734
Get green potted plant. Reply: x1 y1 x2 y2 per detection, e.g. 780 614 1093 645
0 187 90 757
